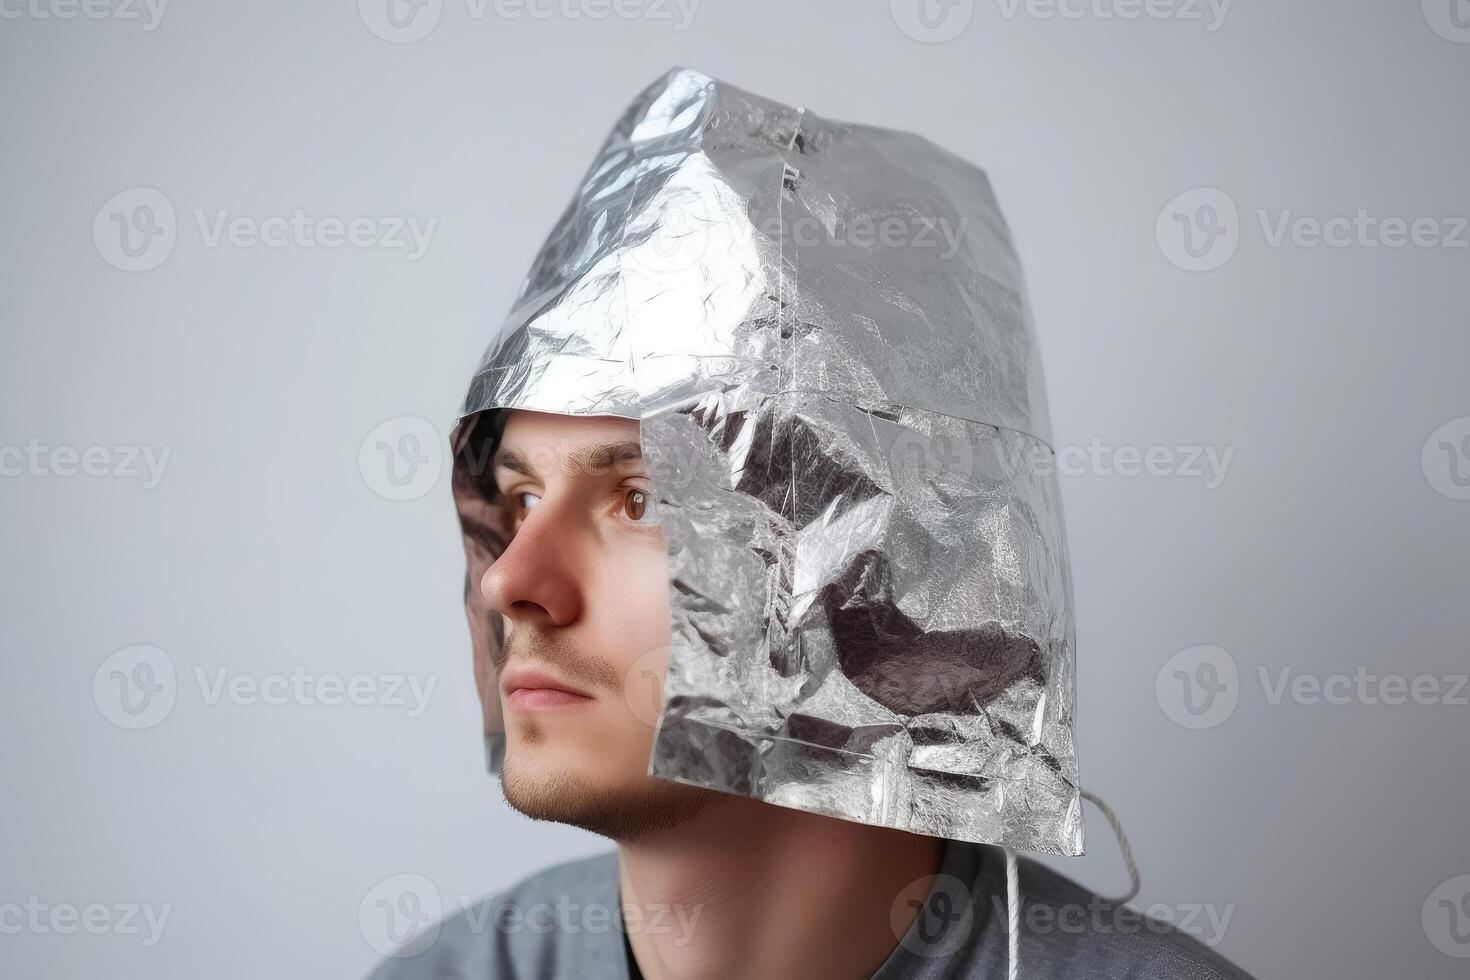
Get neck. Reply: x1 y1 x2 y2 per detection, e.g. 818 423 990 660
616 796 944 980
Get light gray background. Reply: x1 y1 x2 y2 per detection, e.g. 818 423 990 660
3 1 1468 977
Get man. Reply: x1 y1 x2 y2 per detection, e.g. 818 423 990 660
370 67 1256 978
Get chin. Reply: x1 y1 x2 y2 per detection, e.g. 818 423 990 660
499 746 722 842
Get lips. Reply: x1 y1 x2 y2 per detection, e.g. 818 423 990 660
500 664 595 710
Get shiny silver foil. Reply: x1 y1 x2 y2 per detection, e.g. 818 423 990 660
451 66 1082 855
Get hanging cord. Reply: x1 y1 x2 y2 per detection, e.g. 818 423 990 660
1003 847 1020 980
1003 789 1141 980
1080 787 1141 905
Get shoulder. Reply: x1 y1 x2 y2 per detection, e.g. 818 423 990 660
365 849 622 980
998 851 1256 980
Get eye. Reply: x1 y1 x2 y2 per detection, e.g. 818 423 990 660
621 487 660 525
511 490 540 518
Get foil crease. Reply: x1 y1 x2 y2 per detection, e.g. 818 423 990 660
452 66 1082 855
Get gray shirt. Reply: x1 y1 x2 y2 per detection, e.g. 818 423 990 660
367 836 1255 979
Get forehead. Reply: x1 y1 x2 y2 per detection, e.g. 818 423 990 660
493 409 644 480
498 408 639 444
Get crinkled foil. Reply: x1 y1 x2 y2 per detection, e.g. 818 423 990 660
451 66 1082 855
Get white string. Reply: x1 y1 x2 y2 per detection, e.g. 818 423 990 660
1001 789 1139 979
1080 788 1141 905
1004 846 1019 980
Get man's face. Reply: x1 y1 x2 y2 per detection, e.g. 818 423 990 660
474 408 721 840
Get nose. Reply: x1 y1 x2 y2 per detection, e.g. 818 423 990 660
479 493 585 630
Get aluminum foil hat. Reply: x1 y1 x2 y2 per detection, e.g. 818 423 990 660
450 66 1082 855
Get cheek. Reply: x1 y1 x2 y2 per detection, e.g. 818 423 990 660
595 546 671 729
597 545 670 649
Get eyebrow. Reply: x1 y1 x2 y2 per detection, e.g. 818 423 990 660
493 439 645 481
